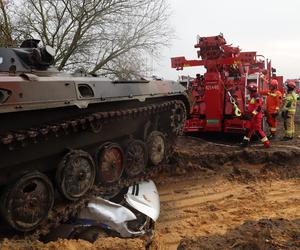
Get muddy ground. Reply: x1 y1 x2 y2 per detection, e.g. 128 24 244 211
157 136 300 249
1 119 300 249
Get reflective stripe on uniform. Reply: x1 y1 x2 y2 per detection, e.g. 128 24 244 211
261 136 269 143
243 136 250 141
252 110 258 115
270 127 276 132
284 92 297 113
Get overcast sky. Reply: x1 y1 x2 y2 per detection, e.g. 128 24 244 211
154 0 300 81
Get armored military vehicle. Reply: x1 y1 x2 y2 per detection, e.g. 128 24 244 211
0 40 188 232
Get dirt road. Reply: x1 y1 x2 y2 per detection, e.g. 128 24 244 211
158 136 300 249
156 169 300 249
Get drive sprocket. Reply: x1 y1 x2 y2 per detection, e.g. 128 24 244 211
170 101 187 135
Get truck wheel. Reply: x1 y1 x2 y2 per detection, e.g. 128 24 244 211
0 172 54 232
56 150 96 201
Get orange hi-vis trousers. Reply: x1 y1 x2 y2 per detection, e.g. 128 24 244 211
243 117 270 147
266 114 277 135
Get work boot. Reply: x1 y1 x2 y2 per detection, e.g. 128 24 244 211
268 134 276 140
240 139 249 148
281 136 293 141
263 140 270 148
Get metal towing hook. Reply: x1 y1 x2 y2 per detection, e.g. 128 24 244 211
227 91 242 117
42 180 160 245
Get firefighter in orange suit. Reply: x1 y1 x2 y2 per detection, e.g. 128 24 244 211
241 82 270 148
260 79 282 139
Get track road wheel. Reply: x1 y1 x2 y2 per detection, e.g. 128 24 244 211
147 131 166 166
0 172 54 232
96 142 124 184
56 150 96 201
125 140 148 177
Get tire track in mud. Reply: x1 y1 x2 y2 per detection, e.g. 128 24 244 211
156 174 300 250
151 136 300 249
157 138 300 249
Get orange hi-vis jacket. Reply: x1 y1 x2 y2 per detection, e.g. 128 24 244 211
260 90 282 113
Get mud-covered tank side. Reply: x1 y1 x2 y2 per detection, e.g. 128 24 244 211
0 43 188 232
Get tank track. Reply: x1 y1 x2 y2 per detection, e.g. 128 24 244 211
0 99 185 236
1 100 183 150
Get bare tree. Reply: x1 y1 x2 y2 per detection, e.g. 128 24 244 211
11 0 172 78
100 50 150 80
0 0 14 47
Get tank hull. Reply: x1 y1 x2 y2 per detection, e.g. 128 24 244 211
0 44 188 232
0 97 184 184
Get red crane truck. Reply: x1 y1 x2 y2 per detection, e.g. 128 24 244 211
171 34 283 134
